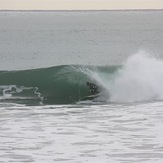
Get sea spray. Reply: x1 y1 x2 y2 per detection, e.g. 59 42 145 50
110 52 163 102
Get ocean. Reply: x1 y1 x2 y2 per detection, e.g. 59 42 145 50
0 10 163 163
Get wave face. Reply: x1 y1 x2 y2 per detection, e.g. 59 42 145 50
0 65 118 105
1 52 163 105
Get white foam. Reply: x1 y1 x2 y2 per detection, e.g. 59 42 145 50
110 51 163 102
0 85 43 103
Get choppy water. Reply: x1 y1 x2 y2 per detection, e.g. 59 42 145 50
1 102 163 163
1 10 163 162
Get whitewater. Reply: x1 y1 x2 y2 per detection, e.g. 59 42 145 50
0 10 163 163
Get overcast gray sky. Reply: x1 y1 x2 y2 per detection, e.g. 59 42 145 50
0 0 163 10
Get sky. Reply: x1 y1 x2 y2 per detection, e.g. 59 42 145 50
0 0 163 10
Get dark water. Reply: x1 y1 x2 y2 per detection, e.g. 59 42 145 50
0 65 118 105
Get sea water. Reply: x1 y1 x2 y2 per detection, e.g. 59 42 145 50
0 10 163 163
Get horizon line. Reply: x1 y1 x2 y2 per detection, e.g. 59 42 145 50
0 9 163 12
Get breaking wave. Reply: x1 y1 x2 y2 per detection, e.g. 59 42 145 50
0 52 163 105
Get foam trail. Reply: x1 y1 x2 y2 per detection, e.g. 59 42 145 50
0 85 43 101
110 52 163 102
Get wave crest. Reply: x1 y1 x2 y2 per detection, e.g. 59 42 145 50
0 52 163 105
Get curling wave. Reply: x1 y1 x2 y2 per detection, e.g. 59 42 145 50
0 65 117 105
1 52 163 105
